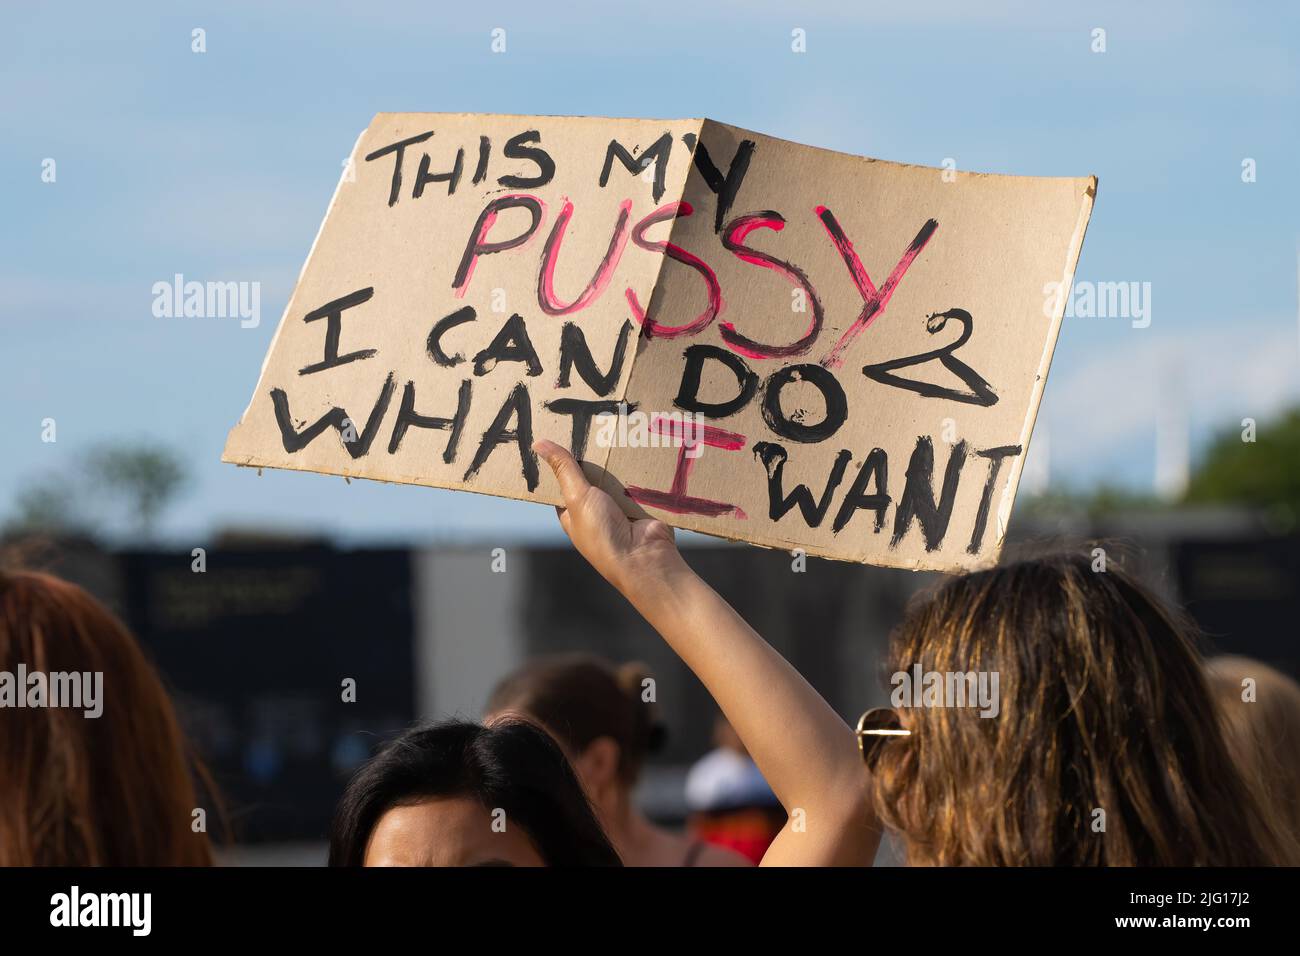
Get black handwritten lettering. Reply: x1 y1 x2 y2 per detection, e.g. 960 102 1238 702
413 148 465 199
832 448 890 534
674 345 759 419
271 373 396 459
753 442 852 528
427 306 477 366
464 382 539 491
473 313 543 377
544 398 629 462
891 436 968 551
683 135 756 233
967 444 1022 553
557 320 634 396
498 131 555 189
387 379 473 463
298 288 378 376
600 132 673 204
471 135 491 185
760 363 847 443
364 131 434 207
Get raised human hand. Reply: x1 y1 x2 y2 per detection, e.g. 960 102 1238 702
533 439 685 595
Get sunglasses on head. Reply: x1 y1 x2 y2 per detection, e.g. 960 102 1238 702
856 707 910 768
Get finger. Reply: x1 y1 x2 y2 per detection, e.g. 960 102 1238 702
533 439 592 505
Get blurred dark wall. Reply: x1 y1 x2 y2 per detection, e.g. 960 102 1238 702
1174 536 1300 675
116 547 416 843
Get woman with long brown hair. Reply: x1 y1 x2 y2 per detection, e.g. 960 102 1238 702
0 569 215 866
869 557 1295 865
534 439 1296 866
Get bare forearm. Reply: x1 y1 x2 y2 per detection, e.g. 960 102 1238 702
531 440 878 864
620 556 865 818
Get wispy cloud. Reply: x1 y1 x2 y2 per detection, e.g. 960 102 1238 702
1038 315 1300 484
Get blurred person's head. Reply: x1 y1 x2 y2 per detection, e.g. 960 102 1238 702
328 718 621 866
685 716 785 865
867 552 1296 866
486 654 662 813
487 656 753 867
0 569 214 866
1205 655 1300 848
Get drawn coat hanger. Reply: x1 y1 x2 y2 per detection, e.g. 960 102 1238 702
861 308 998 407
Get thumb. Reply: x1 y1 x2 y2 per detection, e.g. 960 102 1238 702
533 439 592 506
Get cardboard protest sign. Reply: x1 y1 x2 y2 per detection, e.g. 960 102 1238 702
223 113 1095 571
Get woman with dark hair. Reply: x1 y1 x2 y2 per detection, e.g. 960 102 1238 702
0 570 215 866
329 718 622 866
487 655 751 866
534 439 1297 866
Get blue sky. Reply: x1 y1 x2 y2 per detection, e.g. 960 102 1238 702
3 1 1297 544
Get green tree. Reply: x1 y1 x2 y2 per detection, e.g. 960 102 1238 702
1184 406 1300 521
1018 483 1162 519
6 478 84 535
85 443 188 539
